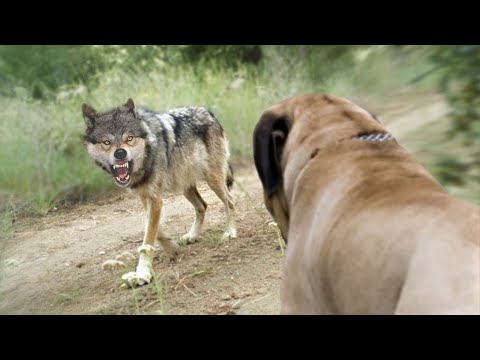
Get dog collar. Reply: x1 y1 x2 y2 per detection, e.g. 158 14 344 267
354 133 394 142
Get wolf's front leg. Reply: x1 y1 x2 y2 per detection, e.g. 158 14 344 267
122 195 163 287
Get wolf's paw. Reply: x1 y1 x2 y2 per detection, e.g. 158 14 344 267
163 240 181 261
122 269 152 287
221 228 237 240
181 232 199 244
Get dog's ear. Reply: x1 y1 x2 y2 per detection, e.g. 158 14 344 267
82 103 97 129
253 111 291 197
125 98 135 112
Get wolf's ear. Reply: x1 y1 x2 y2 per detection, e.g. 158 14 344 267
253 111 291 197
82 103 97 129
125 98 135 112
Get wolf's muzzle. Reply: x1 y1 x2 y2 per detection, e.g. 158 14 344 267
114 148 127 160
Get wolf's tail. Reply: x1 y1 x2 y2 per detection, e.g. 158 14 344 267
226 162 234 190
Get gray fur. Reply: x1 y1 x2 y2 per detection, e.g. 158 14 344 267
82 100 232 191
82 98 237 287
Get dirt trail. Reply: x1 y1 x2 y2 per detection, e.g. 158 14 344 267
1 166 283 315
0 92 448 315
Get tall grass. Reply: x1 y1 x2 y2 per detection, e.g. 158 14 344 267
0 93 114 214
0 46 448 215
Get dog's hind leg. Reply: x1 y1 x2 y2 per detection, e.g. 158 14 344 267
122 193 179 287
206 172 237 240
181 185 207 244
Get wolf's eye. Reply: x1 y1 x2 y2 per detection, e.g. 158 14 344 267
103 140 111 146
127 136 134 142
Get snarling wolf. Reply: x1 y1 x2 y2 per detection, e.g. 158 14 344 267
82 99 237 287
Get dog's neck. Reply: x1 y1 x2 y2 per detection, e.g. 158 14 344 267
281 131 397 209
354 132 395 142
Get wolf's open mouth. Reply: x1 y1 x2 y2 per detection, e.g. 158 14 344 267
110 160 133 187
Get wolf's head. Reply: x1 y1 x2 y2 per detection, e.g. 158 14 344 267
82 98 147 188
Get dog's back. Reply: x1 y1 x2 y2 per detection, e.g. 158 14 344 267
285 134 479 314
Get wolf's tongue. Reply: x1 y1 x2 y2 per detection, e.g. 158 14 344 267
117 167 128 178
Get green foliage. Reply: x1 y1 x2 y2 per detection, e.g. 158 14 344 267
177 45 263 67
0 45 262 100
0 46 101 99
2 45 475 214
429 45 480 186
0 94 115 214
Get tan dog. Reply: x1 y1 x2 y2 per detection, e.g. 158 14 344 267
253 93 480 314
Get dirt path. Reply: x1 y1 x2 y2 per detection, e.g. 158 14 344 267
0 166 284 314
0 92 449 315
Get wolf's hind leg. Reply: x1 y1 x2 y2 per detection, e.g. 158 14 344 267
181 185 207 244
206 172 237 240
156 228 180 261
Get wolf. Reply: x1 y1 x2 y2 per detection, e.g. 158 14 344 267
82 98 237 287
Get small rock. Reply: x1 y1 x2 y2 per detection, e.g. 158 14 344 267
4 259 20 268
115 252 136 261
99 251 106 255
64 263 70 266
231 300 241 309
101 259 125 271
226 310 237 315
75 262 85 268
221 294 232 301
113 209 128 213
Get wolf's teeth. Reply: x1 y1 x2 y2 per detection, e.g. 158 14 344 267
113 163 131 168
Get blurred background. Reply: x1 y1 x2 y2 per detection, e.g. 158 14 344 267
0 45 479 234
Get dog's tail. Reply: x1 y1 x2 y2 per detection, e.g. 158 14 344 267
226 162 234 190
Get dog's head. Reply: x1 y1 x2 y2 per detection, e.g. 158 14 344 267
253 93 385 241
82 98 147 188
